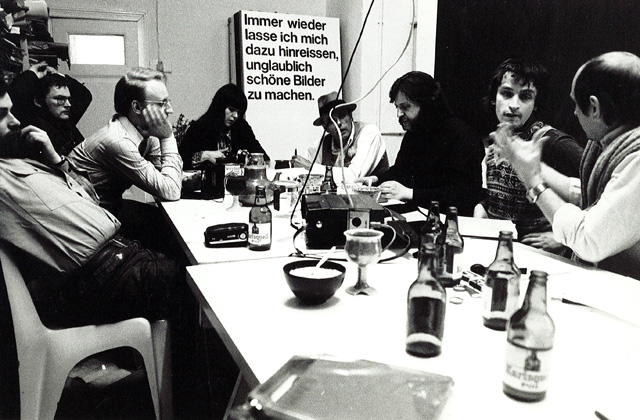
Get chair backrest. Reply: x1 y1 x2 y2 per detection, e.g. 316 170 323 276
0 246 47 346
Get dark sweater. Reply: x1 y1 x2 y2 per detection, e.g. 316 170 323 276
179 118 270 169
377 115 485 216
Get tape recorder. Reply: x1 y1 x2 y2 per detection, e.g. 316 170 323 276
204 223 248 247
302 193 386 249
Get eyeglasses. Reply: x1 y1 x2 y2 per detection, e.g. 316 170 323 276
144 99 173 111
48 96 71 106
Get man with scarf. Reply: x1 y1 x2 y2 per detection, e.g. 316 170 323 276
494 51 640 280
8 61 92 156
359 71 485 215
475 59 583 253
291 91 389 181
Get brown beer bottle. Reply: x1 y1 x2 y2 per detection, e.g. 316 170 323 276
482 231 520 330
419 201 445 274
248 185 272 251
406 243 446 358
320 165 337 194
441 206 464 287
503 270 555 401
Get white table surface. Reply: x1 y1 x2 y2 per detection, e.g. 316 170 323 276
161 166 398 264
186 237 640 420
160 197 304 265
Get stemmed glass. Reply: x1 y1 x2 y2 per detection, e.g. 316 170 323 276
224 174 245 211
344 228 383 296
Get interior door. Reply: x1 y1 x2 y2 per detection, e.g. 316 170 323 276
49 11 148 138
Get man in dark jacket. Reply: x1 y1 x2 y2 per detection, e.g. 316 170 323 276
8 61 92 156
358 71 485 215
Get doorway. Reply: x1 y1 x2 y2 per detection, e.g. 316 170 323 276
49 1 157 137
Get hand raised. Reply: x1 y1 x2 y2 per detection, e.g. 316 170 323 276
21 126 61 165
491 122 549 187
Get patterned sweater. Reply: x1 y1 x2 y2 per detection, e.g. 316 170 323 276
485 117 583 236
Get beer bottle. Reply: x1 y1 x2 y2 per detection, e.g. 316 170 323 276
482 231 520 330
320 165 337 194
406 243 446 358
419 201 445 274
441 206 464 287
503 270 555 402
248 185 272 251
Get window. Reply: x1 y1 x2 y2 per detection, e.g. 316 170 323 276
69 35 125 65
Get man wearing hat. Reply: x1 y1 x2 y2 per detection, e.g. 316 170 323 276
291 91 389 181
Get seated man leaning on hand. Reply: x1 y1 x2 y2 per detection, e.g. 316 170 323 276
0 76 180 327
291 91 389 182
493 51 640 280
358 71 485 215
475 59 583 254
67 68 182 250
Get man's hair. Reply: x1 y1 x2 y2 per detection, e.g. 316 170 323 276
487 58 549 112
0 75 7 97
574 51 640 126
113 67 166 115
389 71 451 125
36 73 69 104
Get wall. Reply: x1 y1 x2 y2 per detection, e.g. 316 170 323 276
325 0 438 164
158 0 326 131
47 0 438 163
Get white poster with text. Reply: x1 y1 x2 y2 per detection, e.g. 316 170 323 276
233 10 342 161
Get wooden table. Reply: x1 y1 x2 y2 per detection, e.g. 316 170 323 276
186 238 640 420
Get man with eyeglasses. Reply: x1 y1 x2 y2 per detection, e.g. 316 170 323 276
8 61 92 155
67 68 182 250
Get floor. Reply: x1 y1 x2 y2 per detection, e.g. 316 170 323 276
52 291 241 420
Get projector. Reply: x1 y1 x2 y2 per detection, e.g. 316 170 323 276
302 193 386 249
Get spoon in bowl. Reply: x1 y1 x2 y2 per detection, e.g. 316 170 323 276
314 246 336 275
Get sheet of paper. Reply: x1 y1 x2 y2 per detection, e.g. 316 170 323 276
458 216 518 239
556 268 640 327
401 208 518 239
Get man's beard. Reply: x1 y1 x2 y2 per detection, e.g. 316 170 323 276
400 111 428 132
0 129 30 159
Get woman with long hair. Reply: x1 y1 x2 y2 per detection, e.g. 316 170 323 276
179 83 270 169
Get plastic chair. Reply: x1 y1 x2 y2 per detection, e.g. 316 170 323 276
0 245 173 420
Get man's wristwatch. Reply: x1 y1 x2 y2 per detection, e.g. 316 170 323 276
526 182 549 203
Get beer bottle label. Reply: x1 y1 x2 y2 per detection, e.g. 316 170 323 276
483 273 518 320
406 288 445 345
451 252 463 280
503 342 552 394
248 222 271 246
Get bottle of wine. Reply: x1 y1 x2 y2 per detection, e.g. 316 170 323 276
503 270 555 401
248 185 272 251
482 231 520 330
406 243 446 358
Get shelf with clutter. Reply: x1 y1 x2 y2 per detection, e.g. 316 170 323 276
0 0 68 83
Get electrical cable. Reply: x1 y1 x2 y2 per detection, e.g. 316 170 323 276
329 0 416 199
289 0 378 229
288 0 417 264
290 207 412 263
